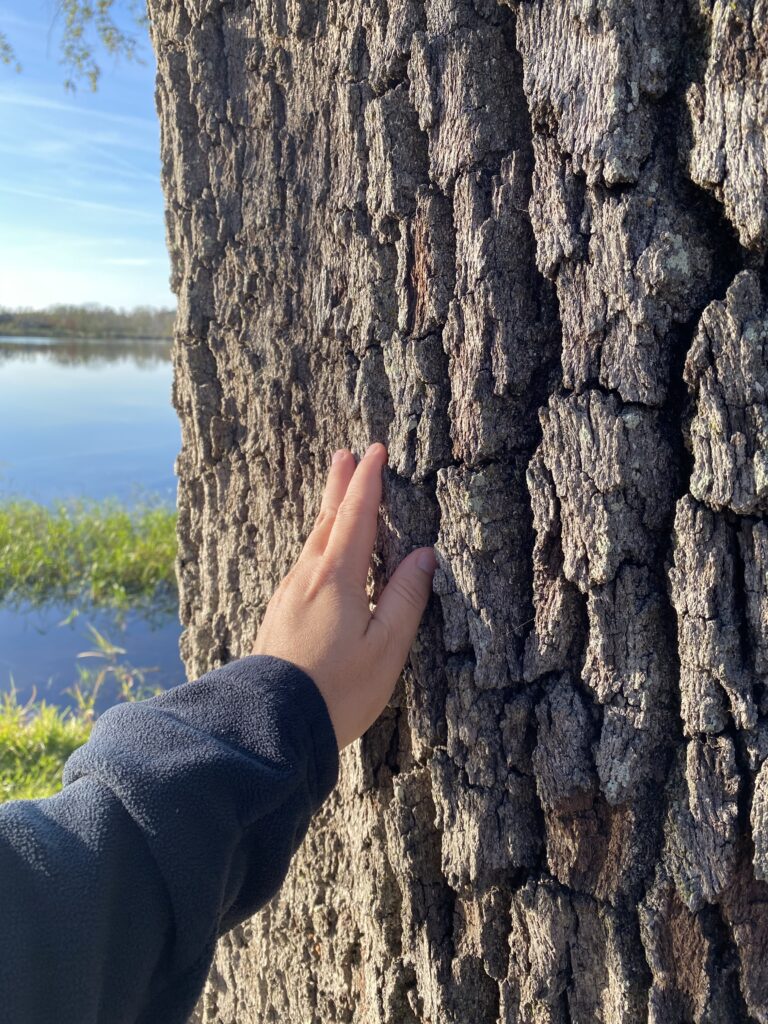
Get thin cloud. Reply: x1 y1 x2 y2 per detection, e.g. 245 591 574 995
20 138 73 158
103 257 159 267
0 140 158 183
0 182 160 222
7 233 142 252
7 117 159 155
76 142 159 180
0 6 46 31
0 87 157 130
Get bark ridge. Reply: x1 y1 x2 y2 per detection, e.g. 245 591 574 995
147 0 768 1019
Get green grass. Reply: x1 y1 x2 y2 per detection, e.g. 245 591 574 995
0 632 162 802
0 498 176 800
0 499 177 612
0 691 92 801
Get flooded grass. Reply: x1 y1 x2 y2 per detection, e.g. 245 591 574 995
0 499 177 613
0 691 92 801
0 632 164 802
0 342 181 801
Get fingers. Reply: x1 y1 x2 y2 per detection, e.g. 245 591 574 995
323 442 387 584
366 546 436 675
301 449 356 560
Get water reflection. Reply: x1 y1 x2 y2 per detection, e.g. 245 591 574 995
0 336 172 368
0 602 185 713
0 336 179 505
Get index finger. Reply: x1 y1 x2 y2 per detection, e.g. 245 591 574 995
322 442 387 586
300 449 356 561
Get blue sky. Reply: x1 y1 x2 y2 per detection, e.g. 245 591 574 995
0 2 174 309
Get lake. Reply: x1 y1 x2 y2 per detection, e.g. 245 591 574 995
0 336 178 504
0 336 185 710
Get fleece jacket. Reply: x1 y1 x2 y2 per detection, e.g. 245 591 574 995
0 655 340 1023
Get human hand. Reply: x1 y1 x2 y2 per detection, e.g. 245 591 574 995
252 443 436 750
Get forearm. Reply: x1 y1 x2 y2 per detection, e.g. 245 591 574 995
0 656 338 1024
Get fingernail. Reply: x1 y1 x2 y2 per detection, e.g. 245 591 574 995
332 449 346 464
365 442 381 458
417 547 437 574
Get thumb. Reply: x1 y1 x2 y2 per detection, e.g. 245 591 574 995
368 547 436 672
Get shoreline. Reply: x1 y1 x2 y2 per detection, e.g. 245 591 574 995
0 332 172 342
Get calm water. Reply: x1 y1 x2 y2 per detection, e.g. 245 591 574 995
0 336 185 707
0 336 178 504
0 603 185 712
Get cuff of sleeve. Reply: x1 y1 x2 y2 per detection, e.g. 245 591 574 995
161 652 340 813
217 654 340 811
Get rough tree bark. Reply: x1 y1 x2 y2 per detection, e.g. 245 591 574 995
147 1 768 1020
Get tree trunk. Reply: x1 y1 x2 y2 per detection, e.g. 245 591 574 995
147 1 768 1020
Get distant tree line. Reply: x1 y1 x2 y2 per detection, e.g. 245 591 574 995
0 305 175 341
